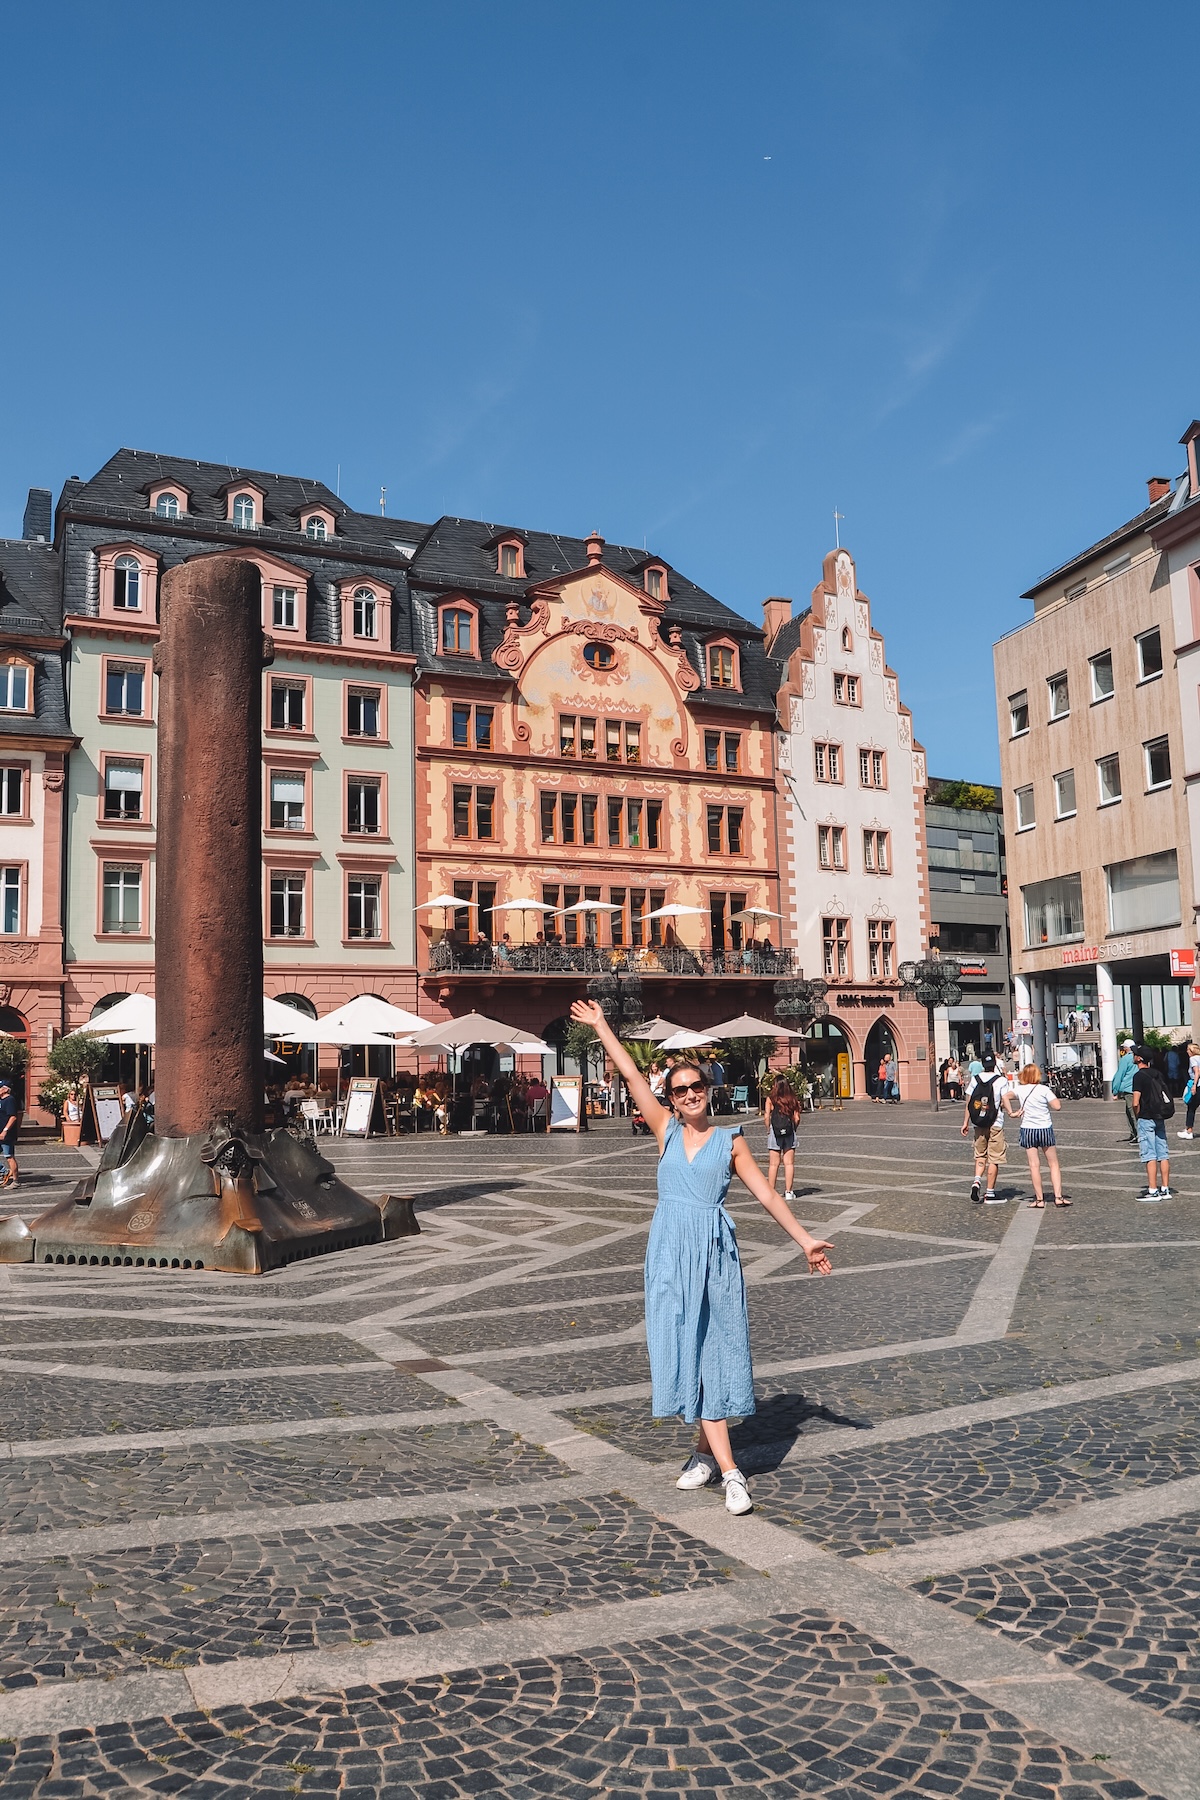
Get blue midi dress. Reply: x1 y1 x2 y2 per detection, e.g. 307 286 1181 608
644 1119 756 1422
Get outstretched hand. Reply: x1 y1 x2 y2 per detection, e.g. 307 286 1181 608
570 999 607 1031
805 1239 834 1275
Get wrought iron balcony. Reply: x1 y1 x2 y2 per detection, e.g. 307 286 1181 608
425 942 797 978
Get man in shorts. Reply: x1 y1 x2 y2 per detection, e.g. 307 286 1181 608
961 1051 1011 1204
1131 1046 1174 1200
0 1081 17 1188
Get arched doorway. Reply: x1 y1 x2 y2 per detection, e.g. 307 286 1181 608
0 1006 29 1111
800 1017 853 1102
269 992 317 1085
864 1017 898 1102
89 994 147 1092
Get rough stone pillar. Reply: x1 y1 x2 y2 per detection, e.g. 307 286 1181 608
154 557 266 1136
1029 975 1047 1068
1096 961 1119 1088
1042 977 1058 1069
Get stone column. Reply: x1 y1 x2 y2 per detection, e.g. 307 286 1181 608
154 556 266 1137
1042 976 1059 1068
1096 961 1119 1087
1013 972 1032 1067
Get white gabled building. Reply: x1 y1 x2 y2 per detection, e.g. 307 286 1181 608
766 547 931 1099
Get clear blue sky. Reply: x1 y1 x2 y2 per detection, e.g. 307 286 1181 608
3 2 1197 778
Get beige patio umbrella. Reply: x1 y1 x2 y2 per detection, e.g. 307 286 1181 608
707 1013 806 1039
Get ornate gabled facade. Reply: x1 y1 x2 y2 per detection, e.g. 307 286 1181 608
0 515 75 1117
768 548 930 1098
52 449 421 1043
410 520 790 1042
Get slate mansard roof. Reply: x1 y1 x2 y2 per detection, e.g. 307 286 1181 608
0 540 72 740
406 513 780 712
53 449 779 709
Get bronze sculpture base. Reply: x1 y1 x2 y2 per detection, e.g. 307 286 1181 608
0 1110 417 1275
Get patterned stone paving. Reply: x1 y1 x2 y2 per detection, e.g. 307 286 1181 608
0 1112 1195 1798
1 1424 563 1536
918 1512 1200 1727
0 1497 753 1690
0 1370 458 1440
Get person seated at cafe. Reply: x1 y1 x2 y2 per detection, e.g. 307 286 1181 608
525 1073 550 1129
496 933 514 965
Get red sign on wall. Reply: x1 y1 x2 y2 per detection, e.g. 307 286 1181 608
1170 948 1196 978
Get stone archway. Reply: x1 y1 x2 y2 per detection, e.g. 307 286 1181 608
800 1016 857 1102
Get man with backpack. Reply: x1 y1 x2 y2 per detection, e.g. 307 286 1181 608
1131 1046 1175 1200
961 1050 1011 1204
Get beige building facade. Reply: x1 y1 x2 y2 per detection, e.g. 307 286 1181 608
995 474 1192 1081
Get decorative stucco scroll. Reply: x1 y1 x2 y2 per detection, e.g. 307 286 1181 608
492 596 551 673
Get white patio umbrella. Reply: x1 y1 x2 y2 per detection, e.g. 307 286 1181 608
623 1016 683 1042
729 906 785 924
309 994 428 1038
707 1013 806 1040
507 1029 555 1054
643 902 708 921
418 893 475 930
87 992 155 1040
263 996 324 1036
559 900 622 914
494 896 557 944
658 1029 719 1051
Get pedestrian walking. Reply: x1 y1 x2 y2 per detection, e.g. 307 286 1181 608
763 1078 800 1201
0 1081 18 1189
1176 1040 1200 1140
961 1050 1011 1204
884 1054 899 1102
1131 1045 1175 1200
1112 1041 1137 1141
569 998 832 1516
1005 1064 1065 1206
873 1056 887 1103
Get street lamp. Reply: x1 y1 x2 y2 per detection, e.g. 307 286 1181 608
774 976 831 1095
898 956 962 1111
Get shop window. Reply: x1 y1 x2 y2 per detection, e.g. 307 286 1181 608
1106 851 1180 933
1023 873 1084 946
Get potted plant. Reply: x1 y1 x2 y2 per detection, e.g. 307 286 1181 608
46 1032 108 1145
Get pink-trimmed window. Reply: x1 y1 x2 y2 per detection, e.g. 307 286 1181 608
101 656 152 720
440 603 477 657
346 772 386 838
344 682 385 741
706 638 740 690
266 765 311 835
0 658 33 715
100 752 150 824
496 538 525 580
97 545 159 622
267 674 312 734
0 863 25 936
340 580 391 645
0 764 29 820
149 484 188 520
224 482 266 529
302 507 336 541
267 866 309 939
643 564 667 601
100 859 149 937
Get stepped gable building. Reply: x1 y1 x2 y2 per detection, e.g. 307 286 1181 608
52 449 421 1040
768 547 930 1100
409 516 788 1043
0 495 75 1114
995 468 1192 1084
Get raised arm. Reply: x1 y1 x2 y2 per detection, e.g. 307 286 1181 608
569 1000 670 1138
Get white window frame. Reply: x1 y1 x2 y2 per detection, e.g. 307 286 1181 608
273 586 297 631
1015 785 1036 831
1089 650 1114 703
352 587 377 639
233 494 256 529
102 864 142 935
1053 769 1076 819
1144 736 1172 791
1009 690 1029 737
1047 672 1070 720
347 876 381 940
1136 628 1163 683
0 866 20 936
1097 753 1122 806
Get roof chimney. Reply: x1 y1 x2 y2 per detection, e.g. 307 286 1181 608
1147 476 1172 505
762 596 793 652
22 488 52 543
584 529 604 566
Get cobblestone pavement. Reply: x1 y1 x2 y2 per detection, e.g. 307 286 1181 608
0 1103 1197 1796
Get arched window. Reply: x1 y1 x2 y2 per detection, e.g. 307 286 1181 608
271 991 317 1018
583 642 615 670
113 555 141 610
155 493 180 520
644 566 664 600
441 608 473 655
841 626 852 652
306 516 327 541
707 643 736 689
233 494 256 529
500 543 519 578
352 587 377 639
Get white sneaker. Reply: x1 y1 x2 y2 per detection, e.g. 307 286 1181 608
1177 1130 1193 1140
784 1189 796 1202
676 1453 719 1490
722 1468 753 1514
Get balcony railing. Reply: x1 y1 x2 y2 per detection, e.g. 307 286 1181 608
426 943 796 978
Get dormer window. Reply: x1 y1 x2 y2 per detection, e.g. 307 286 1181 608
113 555 141 610
643 565 666 601
301 506 336 541
707 642 738 689
495 538 524 580
273 586 297 630
352 587 377 639
155 493 179 520
307 516 327 541
500 544 518 578
441 606 474 655
233 494 256 529
0 659 31 712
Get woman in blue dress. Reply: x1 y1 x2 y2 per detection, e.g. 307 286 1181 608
570 1001 833 1515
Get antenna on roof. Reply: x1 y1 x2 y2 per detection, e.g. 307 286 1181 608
379 486 387 517
833 507 845 549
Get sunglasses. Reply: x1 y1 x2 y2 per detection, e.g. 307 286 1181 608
669 1079 707 1100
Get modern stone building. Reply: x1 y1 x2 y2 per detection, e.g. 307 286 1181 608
924 778 1011 1061
769 548 930 1099
0 494 75 1115
50 451 420 1039
995 472 1192 1081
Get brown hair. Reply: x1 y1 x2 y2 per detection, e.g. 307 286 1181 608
1019 1063 1042 1085
665 1060 710 1106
